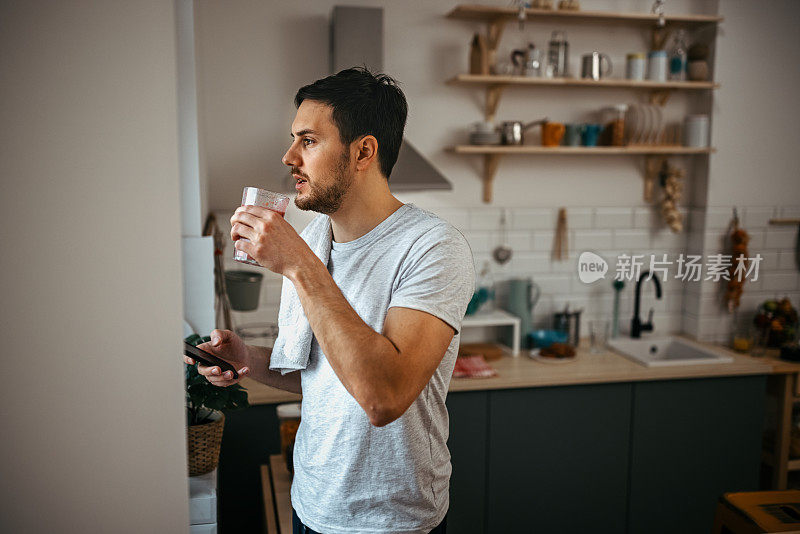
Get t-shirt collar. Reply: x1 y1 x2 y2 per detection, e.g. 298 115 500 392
330 203 412 252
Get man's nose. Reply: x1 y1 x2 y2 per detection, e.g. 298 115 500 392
282 144 300 167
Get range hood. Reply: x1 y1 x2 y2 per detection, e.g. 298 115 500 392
330 6 452 192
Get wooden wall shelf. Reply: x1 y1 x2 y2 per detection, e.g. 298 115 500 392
446 4 723 26
448 74 719 91
445 3 722 203
769 218 800 226
452 145 715 155
450 146 715 202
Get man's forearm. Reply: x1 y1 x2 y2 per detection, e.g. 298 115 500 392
244 345 302 394
287 258 400 416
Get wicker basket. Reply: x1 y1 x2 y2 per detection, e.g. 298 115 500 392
187 411 225 476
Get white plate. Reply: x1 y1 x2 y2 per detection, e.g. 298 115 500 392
650 105 663 144
624 104 637 145
627 104 644 144
640 104 653 145
528 348 577 364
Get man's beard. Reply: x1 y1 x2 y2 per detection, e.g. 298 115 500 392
294 150 353 214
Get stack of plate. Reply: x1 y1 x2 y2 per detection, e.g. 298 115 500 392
625 103 664 145
469 131 502 145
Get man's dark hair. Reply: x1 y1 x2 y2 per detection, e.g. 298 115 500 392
294 67 408 179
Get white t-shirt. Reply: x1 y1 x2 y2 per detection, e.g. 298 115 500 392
288 203 475 534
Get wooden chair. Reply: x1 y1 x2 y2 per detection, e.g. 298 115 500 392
712 491 800 534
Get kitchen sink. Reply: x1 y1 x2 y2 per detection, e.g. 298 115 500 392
607 336 734 367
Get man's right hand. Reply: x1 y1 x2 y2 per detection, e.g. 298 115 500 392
184 329 251 387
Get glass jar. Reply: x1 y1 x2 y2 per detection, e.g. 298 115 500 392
609 104 628 147
547 31 569 77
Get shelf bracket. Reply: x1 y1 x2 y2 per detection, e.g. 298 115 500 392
650 25 672 51
644 155 667 203
483 154 501 203
485 19 505 70
649 88 673 106
485 84 505 122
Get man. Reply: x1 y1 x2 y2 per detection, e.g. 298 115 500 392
184 67 474 534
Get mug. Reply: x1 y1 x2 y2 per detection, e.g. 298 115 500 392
581 52 612 80
581 124 602 147
541 122 566 147
564 123 582 146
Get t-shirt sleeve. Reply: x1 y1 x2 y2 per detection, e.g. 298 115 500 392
388 224 476 334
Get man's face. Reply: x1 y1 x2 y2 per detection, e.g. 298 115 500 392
282 100 355 214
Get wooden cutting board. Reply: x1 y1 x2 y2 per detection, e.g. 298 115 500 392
458 342 505 362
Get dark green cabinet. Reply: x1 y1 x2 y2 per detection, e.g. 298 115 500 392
218 404 281 534
627 376 766 534
486 383 632 533
446 391 489 533
446 375 766 534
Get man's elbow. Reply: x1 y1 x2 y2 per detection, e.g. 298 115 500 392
365 405 399 427
364 399 405 427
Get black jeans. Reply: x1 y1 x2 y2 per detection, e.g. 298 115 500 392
292 508 447 534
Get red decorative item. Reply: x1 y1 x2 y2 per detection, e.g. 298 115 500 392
452 355 498 379
725 208 750 313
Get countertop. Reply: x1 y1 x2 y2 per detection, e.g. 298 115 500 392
241 335 800 405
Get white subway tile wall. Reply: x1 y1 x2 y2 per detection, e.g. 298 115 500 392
213 205 800 347
688 205 800 343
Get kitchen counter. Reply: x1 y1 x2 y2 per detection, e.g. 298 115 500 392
225 337 791 532
241 334 791 405
241 379 301 405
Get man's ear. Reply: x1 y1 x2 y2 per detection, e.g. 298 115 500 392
355 135 378 172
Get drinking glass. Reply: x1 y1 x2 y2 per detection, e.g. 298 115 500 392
589 320 609 354
233 187 290 266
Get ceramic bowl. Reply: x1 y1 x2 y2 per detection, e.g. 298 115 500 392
528 329 569 348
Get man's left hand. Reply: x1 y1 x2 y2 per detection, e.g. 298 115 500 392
230 206 312 276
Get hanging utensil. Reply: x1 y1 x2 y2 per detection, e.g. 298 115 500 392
493 209 513 265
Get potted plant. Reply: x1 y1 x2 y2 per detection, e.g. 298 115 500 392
184 334 249 476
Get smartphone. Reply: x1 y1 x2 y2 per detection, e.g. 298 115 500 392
183 341 238 379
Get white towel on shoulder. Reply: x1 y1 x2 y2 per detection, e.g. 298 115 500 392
269 214 332 375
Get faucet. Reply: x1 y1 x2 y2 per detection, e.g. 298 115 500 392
631 270 662 338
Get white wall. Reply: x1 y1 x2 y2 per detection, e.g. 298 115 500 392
197 0 713 209
178 0 216 336
709 0 800 207
196 0 800 343
0 1 190 532
685 0 800 341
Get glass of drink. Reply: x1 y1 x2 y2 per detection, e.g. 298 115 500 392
233 187 290 266
589 320 609 354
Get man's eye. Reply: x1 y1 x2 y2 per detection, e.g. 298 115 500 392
303 138 315 146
